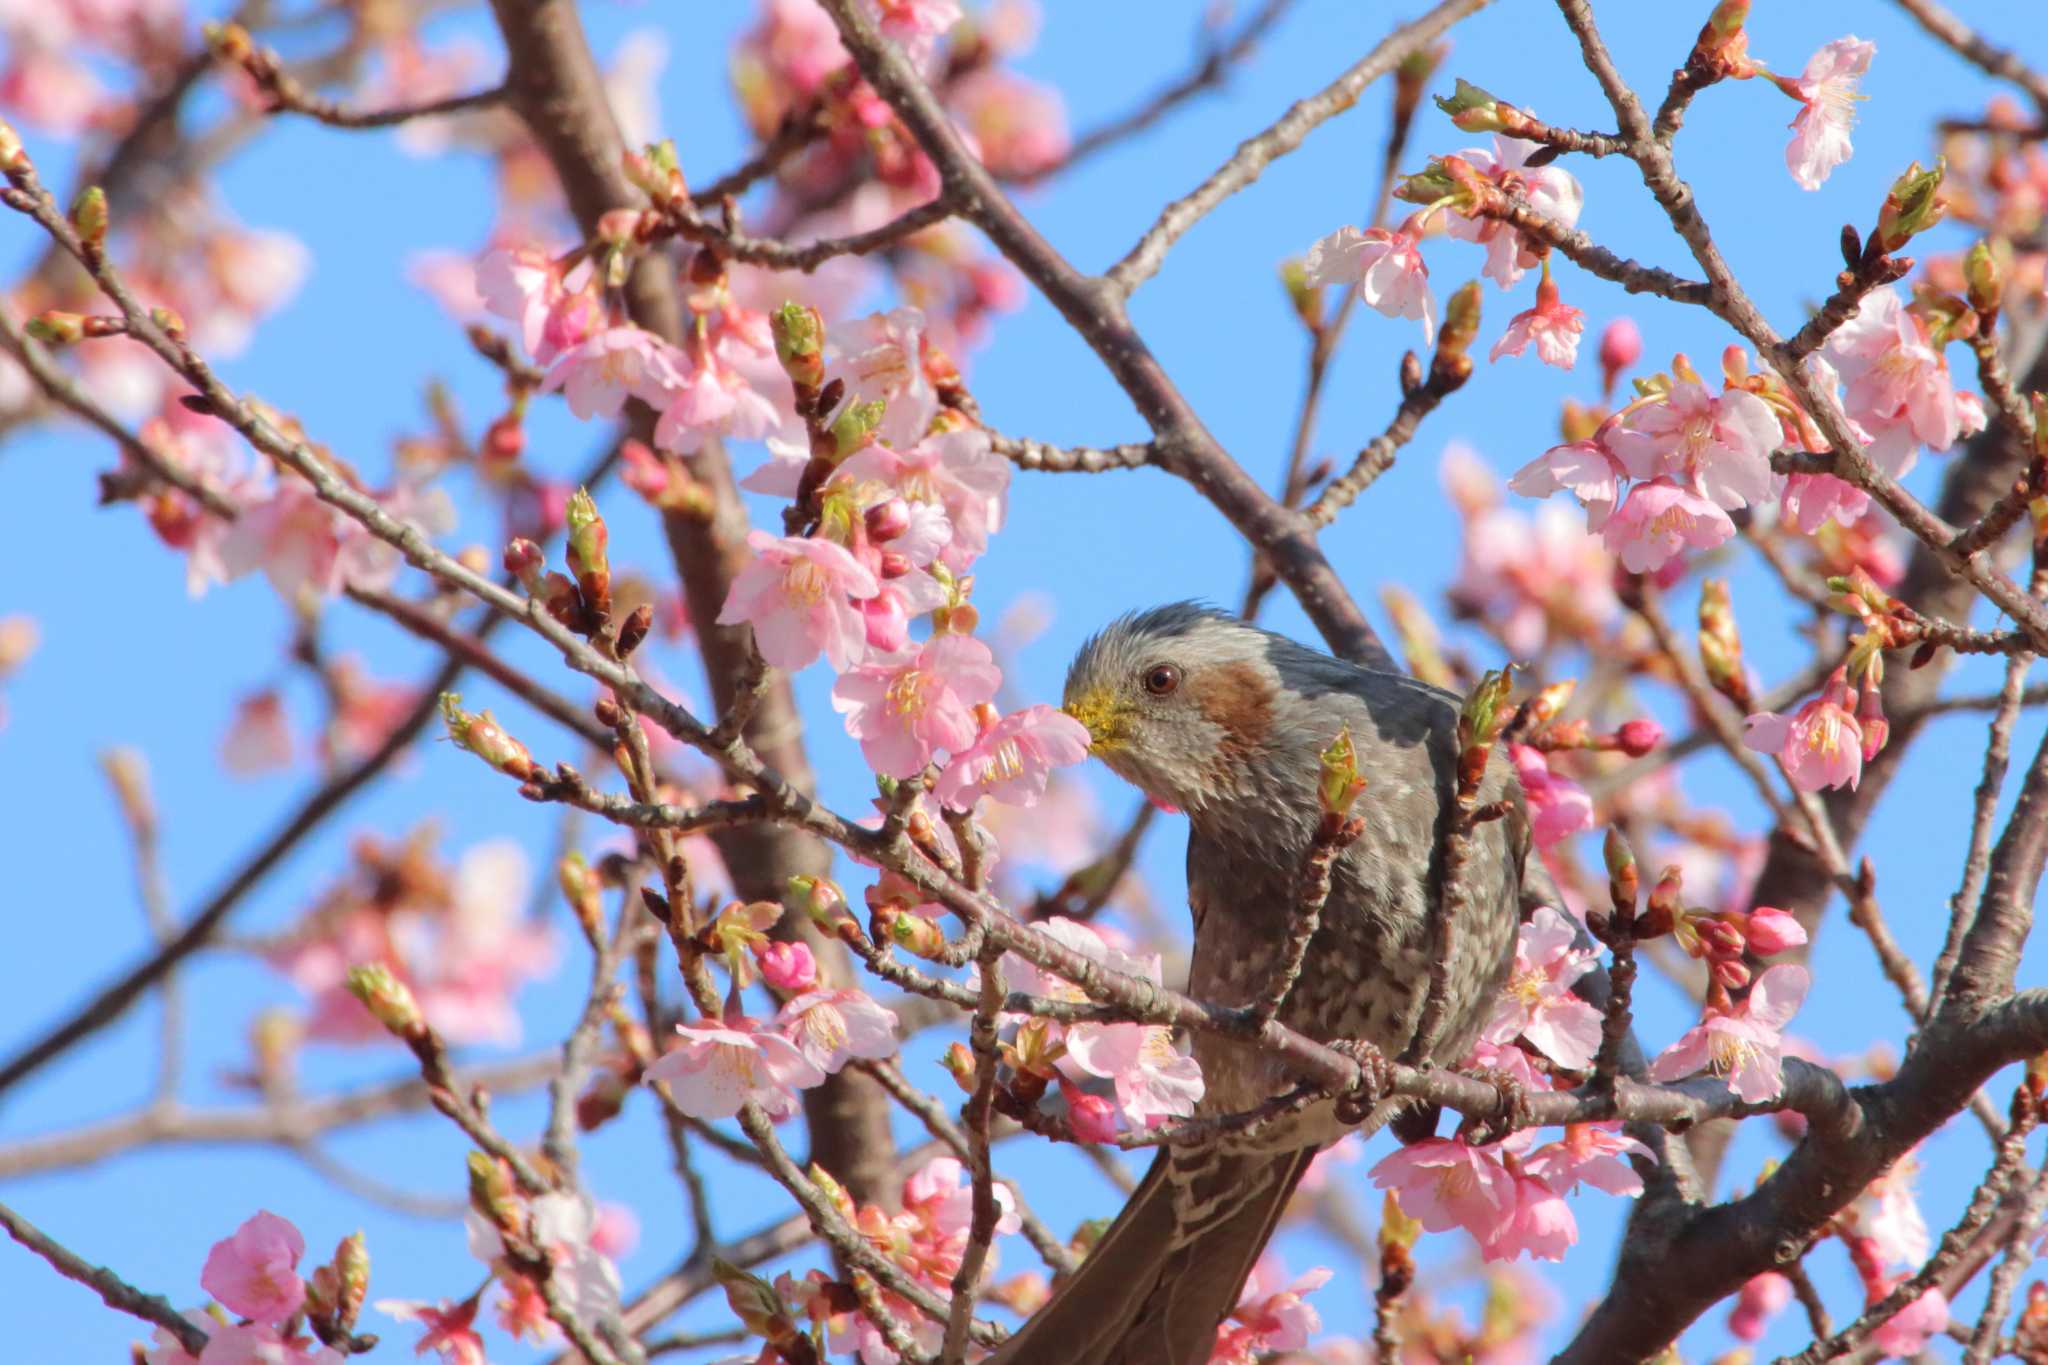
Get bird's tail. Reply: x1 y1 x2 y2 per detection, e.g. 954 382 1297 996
987 1142 1318 1365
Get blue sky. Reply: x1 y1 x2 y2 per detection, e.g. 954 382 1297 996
4 1 2047 1359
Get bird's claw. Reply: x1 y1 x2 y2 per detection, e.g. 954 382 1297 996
1456 1064 1534 1145
1329 1039 1393 1126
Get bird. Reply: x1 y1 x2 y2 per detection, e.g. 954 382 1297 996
990 603 1529 1365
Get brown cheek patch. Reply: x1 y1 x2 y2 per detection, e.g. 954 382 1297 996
1188 661 1275 766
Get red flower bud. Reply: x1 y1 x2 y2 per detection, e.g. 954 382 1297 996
1616 718 1663 757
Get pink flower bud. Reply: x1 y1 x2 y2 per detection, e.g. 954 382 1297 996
1857 684 1889 761
862 592 909 653
878 550 913 580
758 941 818 993
1616 718 1663 757
1711 957 1752 992
1064 1086 1119 1144
1599 317 1641 393
1745 906 1808 956
865 497 912 543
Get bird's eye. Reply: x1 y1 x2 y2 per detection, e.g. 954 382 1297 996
1142 663 1181 697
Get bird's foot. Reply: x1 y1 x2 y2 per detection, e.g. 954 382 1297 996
1328 1038 1393 1126
1455 1064 1535 1145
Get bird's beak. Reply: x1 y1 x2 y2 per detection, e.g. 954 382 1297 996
1061 687 1124 753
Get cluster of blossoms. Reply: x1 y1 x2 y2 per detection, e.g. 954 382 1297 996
761 1155 1023 1363
974 915 1205 1139
260 833 556 1051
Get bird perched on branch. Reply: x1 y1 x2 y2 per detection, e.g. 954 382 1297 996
992 603 1528 1365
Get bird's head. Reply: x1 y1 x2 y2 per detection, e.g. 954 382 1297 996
1062 603 1280 814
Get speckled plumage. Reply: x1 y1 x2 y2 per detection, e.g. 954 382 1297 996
992 605 1528 1365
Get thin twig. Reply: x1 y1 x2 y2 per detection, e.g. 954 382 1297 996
0 1200 210 1355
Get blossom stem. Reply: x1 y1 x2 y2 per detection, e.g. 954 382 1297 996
0 1199 211 1356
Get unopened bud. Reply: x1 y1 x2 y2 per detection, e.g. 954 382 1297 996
1435 78 1510 134
25 311 89 346
1616 718 1662 756
465 1151 522 1237
564 487 611 622
771 301 826 392
758 940 817 993
865 496 912 543
345 963 424 1040
1522 680 1576 731
1279 258 1321 331
875 904 947 958
1318 726 1366 817
1643 865 1683 939
1459 667 1515 750
1379 1190 1424 1252
332 1232 369 1330
1712 957 1752 992
439 692 540 780
69 186 107 253
785 874 850 929
1874 158 1947 255
1965 239 2005 315
713 1258 793 1342
1856 683 1888 761
623 139 687 205
1745 906 1807 956
503 538 545 593
1604 828 1639 915
942 1041 976 1092
559 851 605 943
829 398 886 455
1599 317 1641 396
1699 579 1750 708
0 118 26 175
1438 279 1483 361
616 602 653 657
203 20 255 64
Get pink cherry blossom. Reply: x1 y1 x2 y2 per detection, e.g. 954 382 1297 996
1370 1138 1514 1243
1870 1283 1948 1358
476 245 596 367
773 987 899 1072
1509 744 1594 851
1599 478 1735 573
832 306 939 448
1743 670 1864 792
1490 273 1585 368
200 1211 306 1325
1521 1123 1652 1197
222 690 294 775
1783 37 1875 190
542 325 681 421
189 1323 344 1364
872 0 962 44
935 704 1090 810
1302 222 1434 344
836 426 1009 571
644 1015 826 1119
903 1155 1020 1240
1445 137 1585 288
718 529 881 672
1509 436 1624 530
1728 1272 1793 1341
1483 905 1603 1069
467 1189 622 1328
652 341 784 454
375 1299 486 1365
1449 496 1618 658
758 940 818 992
1649 963 1811 1102
952 68 1069 178
831 635 1002 778
1826 288 1969 456
1478 1165 1578 1262
1846 1151 1931 1266
1608 381 1780 511
1746 906 1809 956
1780 472 1870 533
1062 1013 1205 1128
1212 1258 1333 1364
